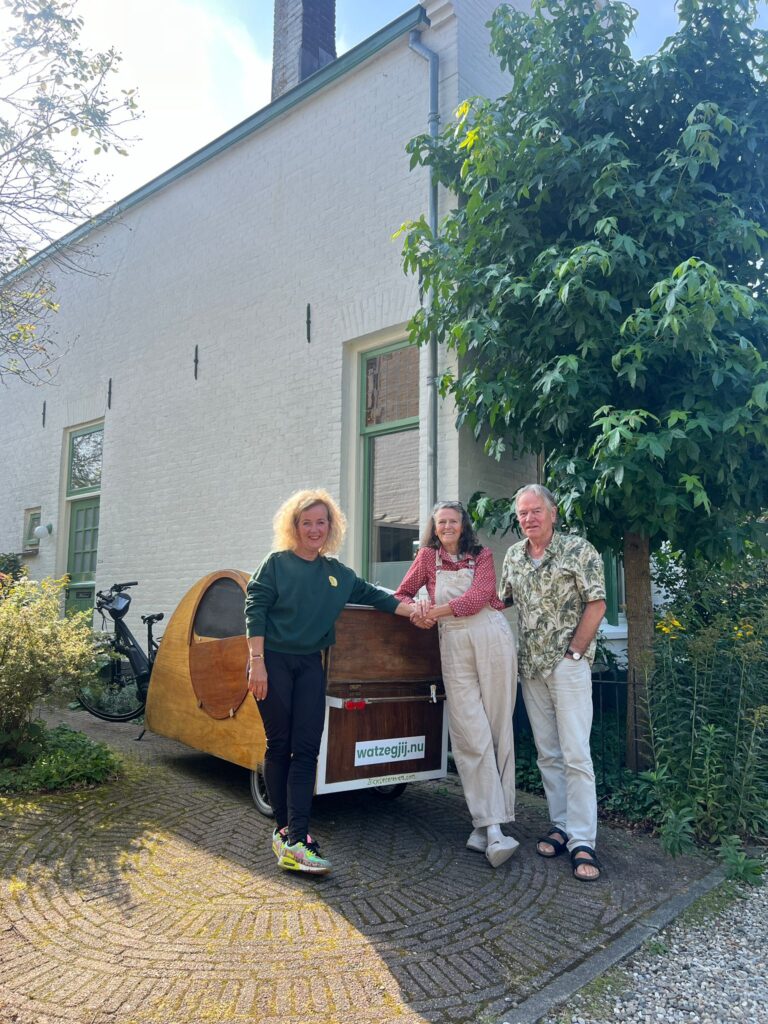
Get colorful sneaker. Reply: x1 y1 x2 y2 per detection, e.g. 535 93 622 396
272 827 288 860
278 835 331 875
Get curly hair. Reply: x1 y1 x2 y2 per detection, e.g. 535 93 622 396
420 501 482 557
272 488 347 556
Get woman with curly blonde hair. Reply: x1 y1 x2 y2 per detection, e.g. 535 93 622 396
245 488 417 875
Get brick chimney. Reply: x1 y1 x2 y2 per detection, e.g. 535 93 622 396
272 0 337 100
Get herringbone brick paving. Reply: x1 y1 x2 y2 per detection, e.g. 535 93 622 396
0 707 712 1024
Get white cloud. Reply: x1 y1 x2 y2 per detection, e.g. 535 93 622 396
74 0 272 206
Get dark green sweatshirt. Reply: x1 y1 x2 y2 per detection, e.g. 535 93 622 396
244 550 399 653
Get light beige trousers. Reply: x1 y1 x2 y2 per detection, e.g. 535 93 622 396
439 608 517 827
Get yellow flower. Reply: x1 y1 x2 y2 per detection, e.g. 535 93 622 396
657 614 684 638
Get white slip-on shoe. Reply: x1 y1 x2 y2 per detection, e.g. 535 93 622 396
485 834 520 868
466 827 487 853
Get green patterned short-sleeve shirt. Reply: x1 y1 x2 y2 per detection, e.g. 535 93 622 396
499 531 606 678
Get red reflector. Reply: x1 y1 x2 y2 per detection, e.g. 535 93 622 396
343 699 366 710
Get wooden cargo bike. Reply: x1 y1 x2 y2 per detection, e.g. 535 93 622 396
145 570 448 812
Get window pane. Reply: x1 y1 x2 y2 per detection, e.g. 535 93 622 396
368 429 419 589
365 346 419 426
68 501 99 583
602 550 625 625
24 510 41 548
69 429 103 492
193 578 247 639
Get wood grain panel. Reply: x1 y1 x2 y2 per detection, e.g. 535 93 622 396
189 634 249 719
146 570 266 770
324 701 444 782
328 606 441 683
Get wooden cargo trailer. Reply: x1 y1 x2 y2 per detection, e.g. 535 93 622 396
145 570 448 813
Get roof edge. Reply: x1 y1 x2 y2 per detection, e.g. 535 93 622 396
11 5 430 279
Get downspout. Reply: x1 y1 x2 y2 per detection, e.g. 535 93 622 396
409 29 439 510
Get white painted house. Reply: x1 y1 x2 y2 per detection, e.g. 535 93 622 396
0 0 626 645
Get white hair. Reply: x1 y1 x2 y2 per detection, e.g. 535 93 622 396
514 484 557 512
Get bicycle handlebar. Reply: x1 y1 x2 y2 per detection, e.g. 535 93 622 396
95 581 139 603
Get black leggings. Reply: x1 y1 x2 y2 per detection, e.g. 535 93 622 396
256 650 326 844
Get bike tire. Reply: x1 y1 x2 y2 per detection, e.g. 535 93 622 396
78 658 146 722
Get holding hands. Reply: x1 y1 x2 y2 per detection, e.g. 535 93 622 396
408 598 450 629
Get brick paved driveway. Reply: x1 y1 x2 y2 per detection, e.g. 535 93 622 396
0 707 713 1024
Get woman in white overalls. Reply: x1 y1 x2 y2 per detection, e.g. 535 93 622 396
395 501 519 867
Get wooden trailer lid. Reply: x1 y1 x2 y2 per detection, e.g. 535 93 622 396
328 605 441 684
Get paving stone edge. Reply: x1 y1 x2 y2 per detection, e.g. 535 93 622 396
495 862 728 1024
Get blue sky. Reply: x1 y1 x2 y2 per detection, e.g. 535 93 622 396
4 1 765 209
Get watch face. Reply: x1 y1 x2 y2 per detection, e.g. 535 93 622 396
572 652 582 660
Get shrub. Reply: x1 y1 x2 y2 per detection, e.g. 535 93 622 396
0 575 98 763
0 552 25 581
645 551 768 874
0 724 121 793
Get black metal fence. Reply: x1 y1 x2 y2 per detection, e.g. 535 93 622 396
512 666 628 795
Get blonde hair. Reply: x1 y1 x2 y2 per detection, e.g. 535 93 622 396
272 488 347 556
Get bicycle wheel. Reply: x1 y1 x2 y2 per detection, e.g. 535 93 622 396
78 658 146 722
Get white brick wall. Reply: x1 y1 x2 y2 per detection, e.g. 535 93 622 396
454 0 524 103
0 1 528 629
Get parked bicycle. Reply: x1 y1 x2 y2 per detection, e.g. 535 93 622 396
78 581 163 722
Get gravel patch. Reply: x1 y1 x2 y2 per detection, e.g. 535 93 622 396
542 879 768 1024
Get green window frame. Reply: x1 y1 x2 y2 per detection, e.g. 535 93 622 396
67 424 104 497
602 549 625 626
360 342 420 583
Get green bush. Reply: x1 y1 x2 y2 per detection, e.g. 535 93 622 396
0 575 99 763
0 552 25 581
644 551 768 877
0 724 121 793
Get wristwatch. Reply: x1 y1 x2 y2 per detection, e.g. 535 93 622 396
566 647 582 661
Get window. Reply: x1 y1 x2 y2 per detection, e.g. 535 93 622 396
192 578 247 639
64 421 103 615
603 550 626 626
23 508 41 553
67 424 103 496
361 344 420 588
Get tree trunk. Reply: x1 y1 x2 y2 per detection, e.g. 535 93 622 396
622 532 655 770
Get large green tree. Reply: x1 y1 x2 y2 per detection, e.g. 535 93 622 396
401 0 768 767
0 0 138 384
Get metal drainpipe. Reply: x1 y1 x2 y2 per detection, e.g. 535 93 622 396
409 29 439 511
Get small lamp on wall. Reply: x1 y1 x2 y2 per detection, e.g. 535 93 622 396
33 523 53 539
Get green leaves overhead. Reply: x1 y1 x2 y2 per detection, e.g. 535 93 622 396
400 0 768 559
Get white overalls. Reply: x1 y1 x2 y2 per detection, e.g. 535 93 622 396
435 551 518 827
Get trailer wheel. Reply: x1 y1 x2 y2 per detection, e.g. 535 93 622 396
250 765 274 817
373 782 407 799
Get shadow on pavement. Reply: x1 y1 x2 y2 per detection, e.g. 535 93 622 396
0 705 714 1024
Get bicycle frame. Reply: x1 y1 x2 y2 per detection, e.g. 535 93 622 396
110 616 152 701
80 581 164 722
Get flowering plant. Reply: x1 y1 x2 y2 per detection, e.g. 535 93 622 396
643 551 768 866
0 575 99 765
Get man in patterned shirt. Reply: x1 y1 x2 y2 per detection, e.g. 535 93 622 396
499 484 606 881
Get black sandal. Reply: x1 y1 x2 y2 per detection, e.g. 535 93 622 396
536 826 569 858
570 844 602 881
